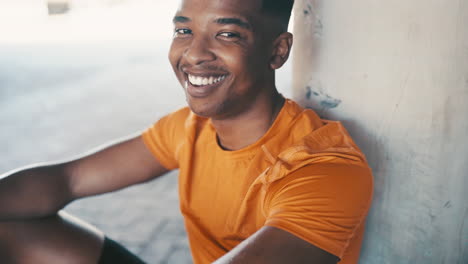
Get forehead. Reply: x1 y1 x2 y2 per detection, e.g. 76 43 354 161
176 0 263 20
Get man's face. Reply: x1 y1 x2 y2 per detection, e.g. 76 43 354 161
169 0 274 118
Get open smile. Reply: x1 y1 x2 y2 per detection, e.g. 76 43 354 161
184 73 229 98
188 74 227 86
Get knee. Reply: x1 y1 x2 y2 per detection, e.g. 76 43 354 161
0 218 64 263
0 220 23 244
0 214 104 264
0 215 60 243
0 221 23 263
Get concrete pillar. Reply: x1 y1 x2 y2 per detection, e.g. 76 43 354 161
292 1 468 263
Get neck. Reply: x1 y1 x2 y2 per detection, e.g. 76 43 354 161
211 91 285 151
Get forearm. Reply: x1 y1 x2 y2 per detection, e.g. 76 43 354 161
0 164 73 221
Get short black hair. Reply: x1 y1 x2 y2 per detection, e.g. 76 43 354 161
261 0 294 31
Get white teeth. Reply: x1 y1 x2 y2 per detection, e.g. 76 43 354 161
188 74 226 86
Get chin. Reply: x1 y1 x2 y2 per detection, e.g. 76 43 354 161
186 99 218 118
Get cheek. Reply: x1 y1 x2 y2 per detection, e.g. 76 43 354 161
168 44 178 70
168 44 186 82
232 57 266 85
222 50 258 78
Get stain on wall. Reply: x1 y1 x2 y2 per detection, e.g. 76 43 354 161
304 79 341 111
302 2 323 38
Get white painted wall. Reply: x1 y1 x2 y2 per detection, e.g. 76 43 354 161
292 1 468 263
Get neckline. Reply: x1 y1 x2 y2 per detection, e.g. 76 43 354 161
209 99 292 159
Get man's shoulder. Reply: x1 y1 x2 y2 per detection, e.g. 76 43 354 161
260 99 371 187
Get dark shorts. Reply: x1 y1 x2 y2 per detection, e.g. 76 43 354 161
98 237 146 264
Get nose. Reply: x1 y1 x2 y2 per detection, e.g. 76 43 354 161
183 36 216 65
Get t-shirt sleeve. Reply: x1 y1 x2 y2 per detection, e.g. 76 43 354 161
264 162 373 259
141 108 190 170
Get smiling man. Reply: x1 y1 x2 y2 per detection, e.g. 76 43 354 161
0 0 372 263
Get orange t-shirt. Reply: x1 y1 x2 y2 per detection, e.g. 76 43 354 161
142 99 373 264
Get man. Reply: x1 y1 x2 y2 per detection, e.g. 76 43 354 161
0 0 373 263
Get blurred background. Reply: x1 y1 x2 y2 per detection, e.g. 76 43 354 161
0 0 292 263
2 1 467 264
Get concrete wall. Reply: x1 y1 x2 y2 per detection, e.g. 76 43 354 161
291 1 468 263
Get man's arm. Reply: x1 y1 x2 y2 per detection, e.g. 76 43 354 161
213 226 339 264
214 162 373 264
214 226 339 263
0 135 168 221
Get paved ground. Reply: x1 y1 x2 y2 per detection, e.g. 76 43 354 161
0 48 192 263
0 42 192 263
1 3 191 261
0 2 291 263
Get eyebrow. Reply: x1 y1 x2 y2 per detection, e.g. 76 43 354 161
173 16 191 24
172 15 252 31
214 17 252 30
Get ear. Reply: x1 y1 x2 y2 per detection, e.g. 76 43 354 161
269 32 293 70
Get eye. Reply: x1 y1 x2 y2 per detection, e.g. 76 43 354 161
174 28 192 38
217 32 240 40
